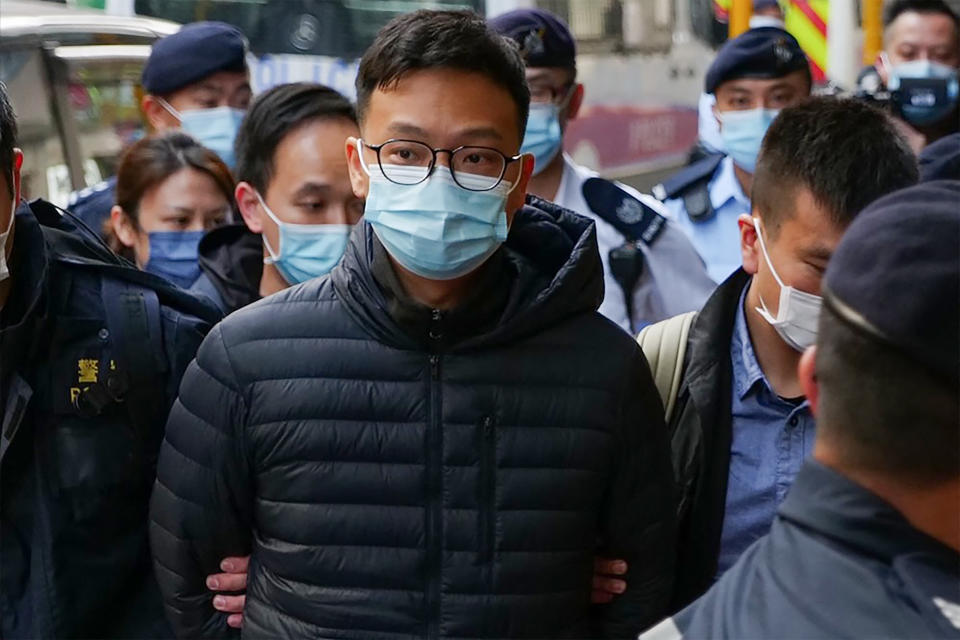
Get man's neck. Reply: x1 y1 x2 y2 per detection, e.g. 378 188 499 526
743 279 804 398
733 163 753 200
259 261 290 298
526 152 566 202
815 446 960 553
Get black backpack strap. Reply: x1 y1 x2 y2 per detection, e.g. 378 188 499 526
651 153 724 223
94 277 167 475
582 178 669 333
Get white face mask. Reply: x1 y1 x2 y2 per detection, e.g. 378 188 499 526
0 199 15 284
753 217 822 352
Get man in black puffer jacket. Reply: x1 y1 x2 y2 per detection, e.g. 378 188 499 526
150 10 675 639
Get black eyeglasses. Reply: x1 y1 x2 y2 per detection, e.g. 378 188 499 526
359 139 522 192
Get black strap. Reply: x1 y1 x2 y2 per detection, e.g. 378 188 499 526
96 277 166 475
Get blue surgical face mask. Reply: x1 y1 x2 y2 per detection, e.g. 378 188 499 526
144 230 204 288
884 55 960 126
358 141 515 280
159 99 244 168
258 192 352 285
718 107 780 173
522 103 564 176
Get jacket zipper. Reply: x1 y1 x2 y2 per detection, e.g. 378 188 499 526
476 415 496 566
426 333 442 638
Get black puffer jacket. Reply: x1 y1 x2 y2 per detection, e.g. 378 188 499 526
150 198 676 639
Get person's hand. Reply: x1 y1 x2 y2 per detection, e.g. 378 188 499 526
207 555 250 628
592 558 628 604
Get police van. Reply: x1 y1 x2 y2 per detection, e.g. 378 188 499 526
0 0 177 206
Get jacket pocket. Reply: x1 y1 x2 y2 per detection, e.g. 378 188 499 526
475 415 496 565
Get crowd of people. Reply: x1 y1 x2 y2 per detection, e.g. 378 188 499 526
0 0 958 638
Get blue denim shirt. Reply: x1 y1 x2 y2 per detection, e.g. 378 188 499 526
716 284 816 576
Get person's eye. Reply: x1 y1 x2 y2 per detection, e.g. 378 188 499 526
299 201 326 212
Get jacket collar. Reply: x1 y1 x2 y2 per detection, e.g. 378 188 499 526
780 460 960 569
687 268 752 384
1 204 51 388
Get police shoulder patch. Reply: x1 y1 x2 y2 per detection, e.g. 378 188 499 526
582 177 666 245
651 153 724 202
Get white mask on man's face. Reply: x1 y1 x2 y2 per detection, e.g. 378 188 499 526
752 217 823 352
0 199 15 284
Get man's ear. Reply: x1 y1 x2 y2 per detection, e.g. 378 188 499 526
739 212 761 275
505 153 535 226
12 149 23 206
142 95 179 132
110 205 138 248
566 83 585 121
345 137 370 200
875 52 891 87
235 182 263 233
799 346 819 416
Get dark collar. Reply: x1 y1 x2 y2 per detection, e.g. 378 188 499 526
780 460 960 570
1 206 51 388
369 236 514 351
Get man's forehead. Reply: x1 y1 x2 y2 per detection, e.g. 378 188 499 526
718 73 805 93
525 67 571 83
888 11 959 43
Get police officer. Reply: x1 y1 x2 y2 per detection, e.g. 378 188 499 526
69 21 251 235
654 27 811 284
490 9 715 333
0 84 219 637
642 180 960 639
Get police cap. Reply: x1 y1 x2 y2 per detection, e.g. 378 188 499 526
823 181 960 385
489 8 576 69
705 27 809 94
753 0 781 10
142 21 248 96
918 133 960 182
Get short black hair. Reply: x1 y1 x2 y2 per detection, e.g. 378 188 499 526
752 97 918 235
234 82 357 194
815 305 959 484
0 82 17 198
884 0 960 31
355 10 530 137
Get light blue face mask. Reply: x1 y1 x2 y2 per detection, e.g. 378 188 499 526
521 103 564 176
359 147 514 280
258 192 353 285
160 99 244 168
144 230 204 288
885 57 960 126
718 107 780 173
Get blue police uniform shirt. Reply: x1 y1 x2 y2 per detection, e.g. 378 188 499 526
718 284 815 576
664 156 751 284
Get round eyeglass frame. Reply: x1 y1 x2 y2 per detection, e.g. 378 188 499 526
360 139 523 192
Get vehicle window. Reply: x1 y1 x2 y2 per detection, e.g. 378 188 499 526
0 48 68 204
62 54 149 197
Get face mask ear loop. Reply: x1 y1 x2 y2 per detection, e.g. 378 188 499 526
256 191 284 265
356 139 374 177
156 97 183 124
753 217 787 321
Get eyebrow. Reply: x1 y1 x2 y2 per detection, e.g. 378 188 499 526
804 246 833 262
385 122 504 143
291 182 332 199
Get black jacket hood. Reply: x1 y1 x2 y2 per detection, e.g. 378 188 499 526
332 195 605 351
196 224 262 313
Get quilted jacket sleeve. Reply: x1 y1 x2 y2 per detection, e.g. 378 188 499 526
595 349 678 638
149 324 254 638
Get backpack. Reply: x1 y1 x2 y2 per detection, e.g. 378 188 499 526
636 311 697 423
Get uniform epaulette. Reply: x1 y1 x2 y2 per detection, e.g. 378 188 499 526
581 177 666 245
651 153 724 202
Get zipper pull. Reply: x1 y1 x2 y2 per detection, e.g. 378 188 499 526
429 355 439 379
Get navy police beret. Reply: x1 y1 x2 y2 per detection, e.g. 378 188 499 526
489 8 576 69
705 27 809 93
918 133 960 182
142 21 248 95
753 0 781 10
823 181 960 384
